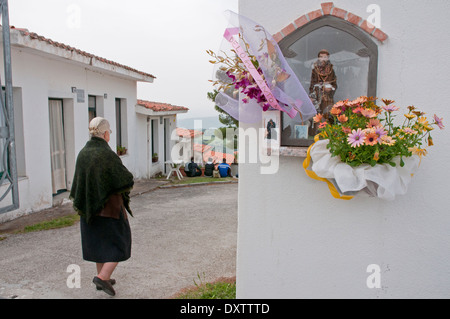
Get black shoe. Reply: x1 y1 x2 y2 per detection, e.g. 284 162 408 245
93 276 116 296
95 278 116 290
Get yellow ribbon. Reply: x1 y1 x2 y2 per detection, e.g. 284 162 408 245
303 136 354 201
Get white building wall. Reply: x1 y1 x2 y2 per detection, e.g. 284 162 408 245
135 113 150 178
237 0 450 298
0 45 148 222
131 111 180 179
147 115 178 178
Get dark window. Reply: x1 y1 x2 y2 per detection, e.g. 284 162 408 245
151 119 158 157
88 95 96 123
279 15 378 147
115 98 122 147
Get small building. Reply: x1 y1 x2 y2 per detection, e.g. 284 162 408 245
0 26 184 222
135 100 189 177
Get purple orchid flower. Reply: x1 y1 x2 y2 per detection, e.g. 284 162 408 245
226 71 236 82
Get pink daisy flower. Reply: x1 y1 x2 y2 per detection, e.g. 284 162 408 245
360 109 377 118
434 114 445 130
313 114 324 123
374 126 387 142
353 106 364 114
342 126 352 134
367 118 381 128
333 100 347 108
381 135 396 146
347 128 366 148
382 105 399 113
337 115 348 123
402 127 418 135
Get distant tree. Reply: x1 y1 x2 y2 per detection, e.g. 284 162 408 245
207 90 239 128
214 127 238 152
207 90 239 151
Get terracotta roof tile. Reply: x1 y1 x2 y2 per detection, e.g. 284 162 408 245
138 99 189 112
10 26 156 79
193 143 213 153
176 128 203 138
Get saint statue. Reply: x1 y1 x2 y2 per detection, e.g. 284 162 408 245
309 49 338 116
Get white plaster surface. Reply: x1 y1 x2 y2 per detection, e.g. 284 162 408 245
237 0 450 298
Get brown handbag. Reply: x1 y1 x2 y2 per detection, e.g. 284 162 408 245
97 194 126 220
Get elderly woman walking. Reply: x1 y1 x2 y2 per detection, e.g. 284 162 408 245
70 117 134 296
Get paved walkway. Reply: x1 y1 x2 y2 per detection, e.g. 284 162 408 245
0 180 238 299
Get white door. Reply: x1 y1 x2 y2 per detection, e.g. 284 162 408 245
49 99 67 194
147 118 157 177
147 119 151 177
164 118 170 173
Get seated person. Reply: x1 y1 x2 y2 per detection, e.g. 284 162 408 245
217 158 232 178
204 157 215 177
185 157 202 177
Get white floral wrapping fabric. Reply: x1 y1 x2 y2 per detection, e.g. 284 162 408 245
309 140 420 200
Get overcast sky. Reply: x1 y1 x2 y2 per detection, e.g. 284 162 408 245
8 0 239 120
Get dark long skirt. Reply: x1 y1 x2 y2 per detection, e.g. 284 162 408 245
80 211 131 263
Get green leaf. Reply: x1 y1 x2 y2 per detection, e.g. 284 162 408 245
348 161 360 167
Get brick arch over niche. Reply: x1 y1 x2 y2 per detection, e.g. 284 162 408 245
273 2 388 43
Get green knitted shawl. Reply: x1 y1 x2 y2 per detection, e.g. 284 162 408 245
70 137 134 224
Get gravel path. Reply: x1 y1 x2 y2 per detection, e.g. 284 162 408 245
0 183 238 299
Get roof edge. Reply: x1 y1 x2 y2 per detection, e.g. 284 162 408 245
7 26 156 82
135 104 188 116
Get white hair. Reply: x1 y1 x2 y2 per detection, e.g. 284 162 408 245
89 117 110 138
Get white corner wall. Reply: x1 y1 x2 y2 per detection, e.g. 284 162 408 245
237 0 450 298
